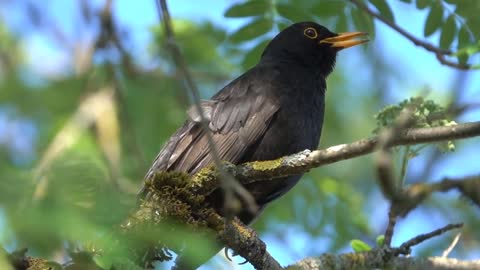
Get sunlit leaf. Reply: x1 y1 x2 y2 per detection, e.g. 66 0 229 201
376 235 385 246
313 1 346 17
415 0 430 9
229 17 272 43
424 2 443 37
350 239 372 252
458 24 471 47
351 7 375 37
242 39 269 69
151 21 233 75
443 0 461 4
276 21 290 31
440 15 457 49
276 3 313 22
455 3 480 39
457 25 472 64
468 17 480 40
224 0 270 18
0 254 13 270
335 14 349 33
369 0 395 22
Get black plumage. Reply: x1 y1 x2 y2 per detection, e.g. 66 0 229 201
139 21 367 268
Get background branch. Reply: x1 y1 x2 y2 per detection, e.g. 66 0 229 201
349 0 471 70
155 0 257 217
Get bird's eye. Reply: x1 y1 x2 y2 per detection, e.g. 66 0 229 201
303 27 318 39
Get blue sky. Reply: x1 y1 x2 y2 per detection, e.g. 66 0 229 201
1 0 479 269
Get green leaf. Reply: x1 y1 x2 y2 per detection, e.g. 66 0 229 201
399 0 411 2
350 239 372 252
468 17 480 40
439 15 457 49
224 0 270 18
456 52 469 65
276 3 313 22
458 25 471 47
444 0 463 4
369 0 395 22
335 14 349 33
457 25 471 64
455 1 480 39
276 21 290 31
351 7 375 36
376 235 385 246
314 1 346 17
242 39 270 69
424 2 443 37
415 0 430 9
446 44 479 67
229 18 272 43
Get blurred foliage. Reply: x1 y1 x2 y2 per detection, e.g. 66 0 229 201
350 239 372 252
221 0 480 68
0 0 479 269
374 96 456 152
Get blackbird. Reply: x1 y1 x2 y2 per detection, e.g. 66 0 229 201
139 21 367 268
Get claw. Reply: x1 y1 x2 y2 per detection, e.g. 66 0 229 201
224 248 249 265
224 248 232 262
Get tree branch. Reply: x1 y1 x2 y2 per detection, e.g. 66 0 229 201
190 121 480 190
349 0 471 70
17 120 480 269
209 216 283 270
288 223 471 270
133 121 480 269
290 252 480 270
391 175 480 217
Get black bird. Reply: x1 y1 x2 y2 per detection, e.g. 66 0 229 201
140 21 367 267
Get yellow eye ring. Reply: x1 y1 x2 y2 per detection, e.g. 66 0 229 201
303 27 318 39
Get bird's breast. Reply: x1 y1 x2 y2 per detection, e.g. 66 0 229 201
251 69 326 161
238 81 326 210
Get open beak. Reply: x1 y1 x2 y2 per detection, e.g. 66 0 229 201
319 32 369 50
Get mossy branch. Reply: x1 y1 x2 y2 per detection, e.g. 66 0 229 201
124 121 480 270
289 250 480 270
14 122 479 269
191 121 480 191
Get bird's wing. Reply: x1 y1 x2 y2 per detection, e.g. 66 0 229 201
141 68 280 191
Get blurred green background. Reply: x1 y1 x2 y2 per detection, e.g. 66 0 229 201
0 0 479 269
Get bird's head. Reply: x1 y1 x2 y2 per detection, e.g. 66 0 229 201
261 22 368 76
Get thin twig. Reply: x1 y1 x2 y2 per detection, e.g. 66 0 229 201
293 225 472 270
349 0 471 70
399 145 410 185
384 210 397 247
394 223 463 256
155 0 257 219
390 175 480 217
376 108 416 245
375 108 415 200
442 233 462 258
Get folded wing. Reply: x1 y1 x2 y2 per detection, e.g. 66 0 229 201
139 68 280 198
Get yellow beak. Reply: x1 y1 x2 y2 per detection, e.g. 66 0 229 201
319 32 369 49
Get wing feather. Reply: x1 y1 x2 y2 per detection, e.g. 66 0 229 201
140 66 280 198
